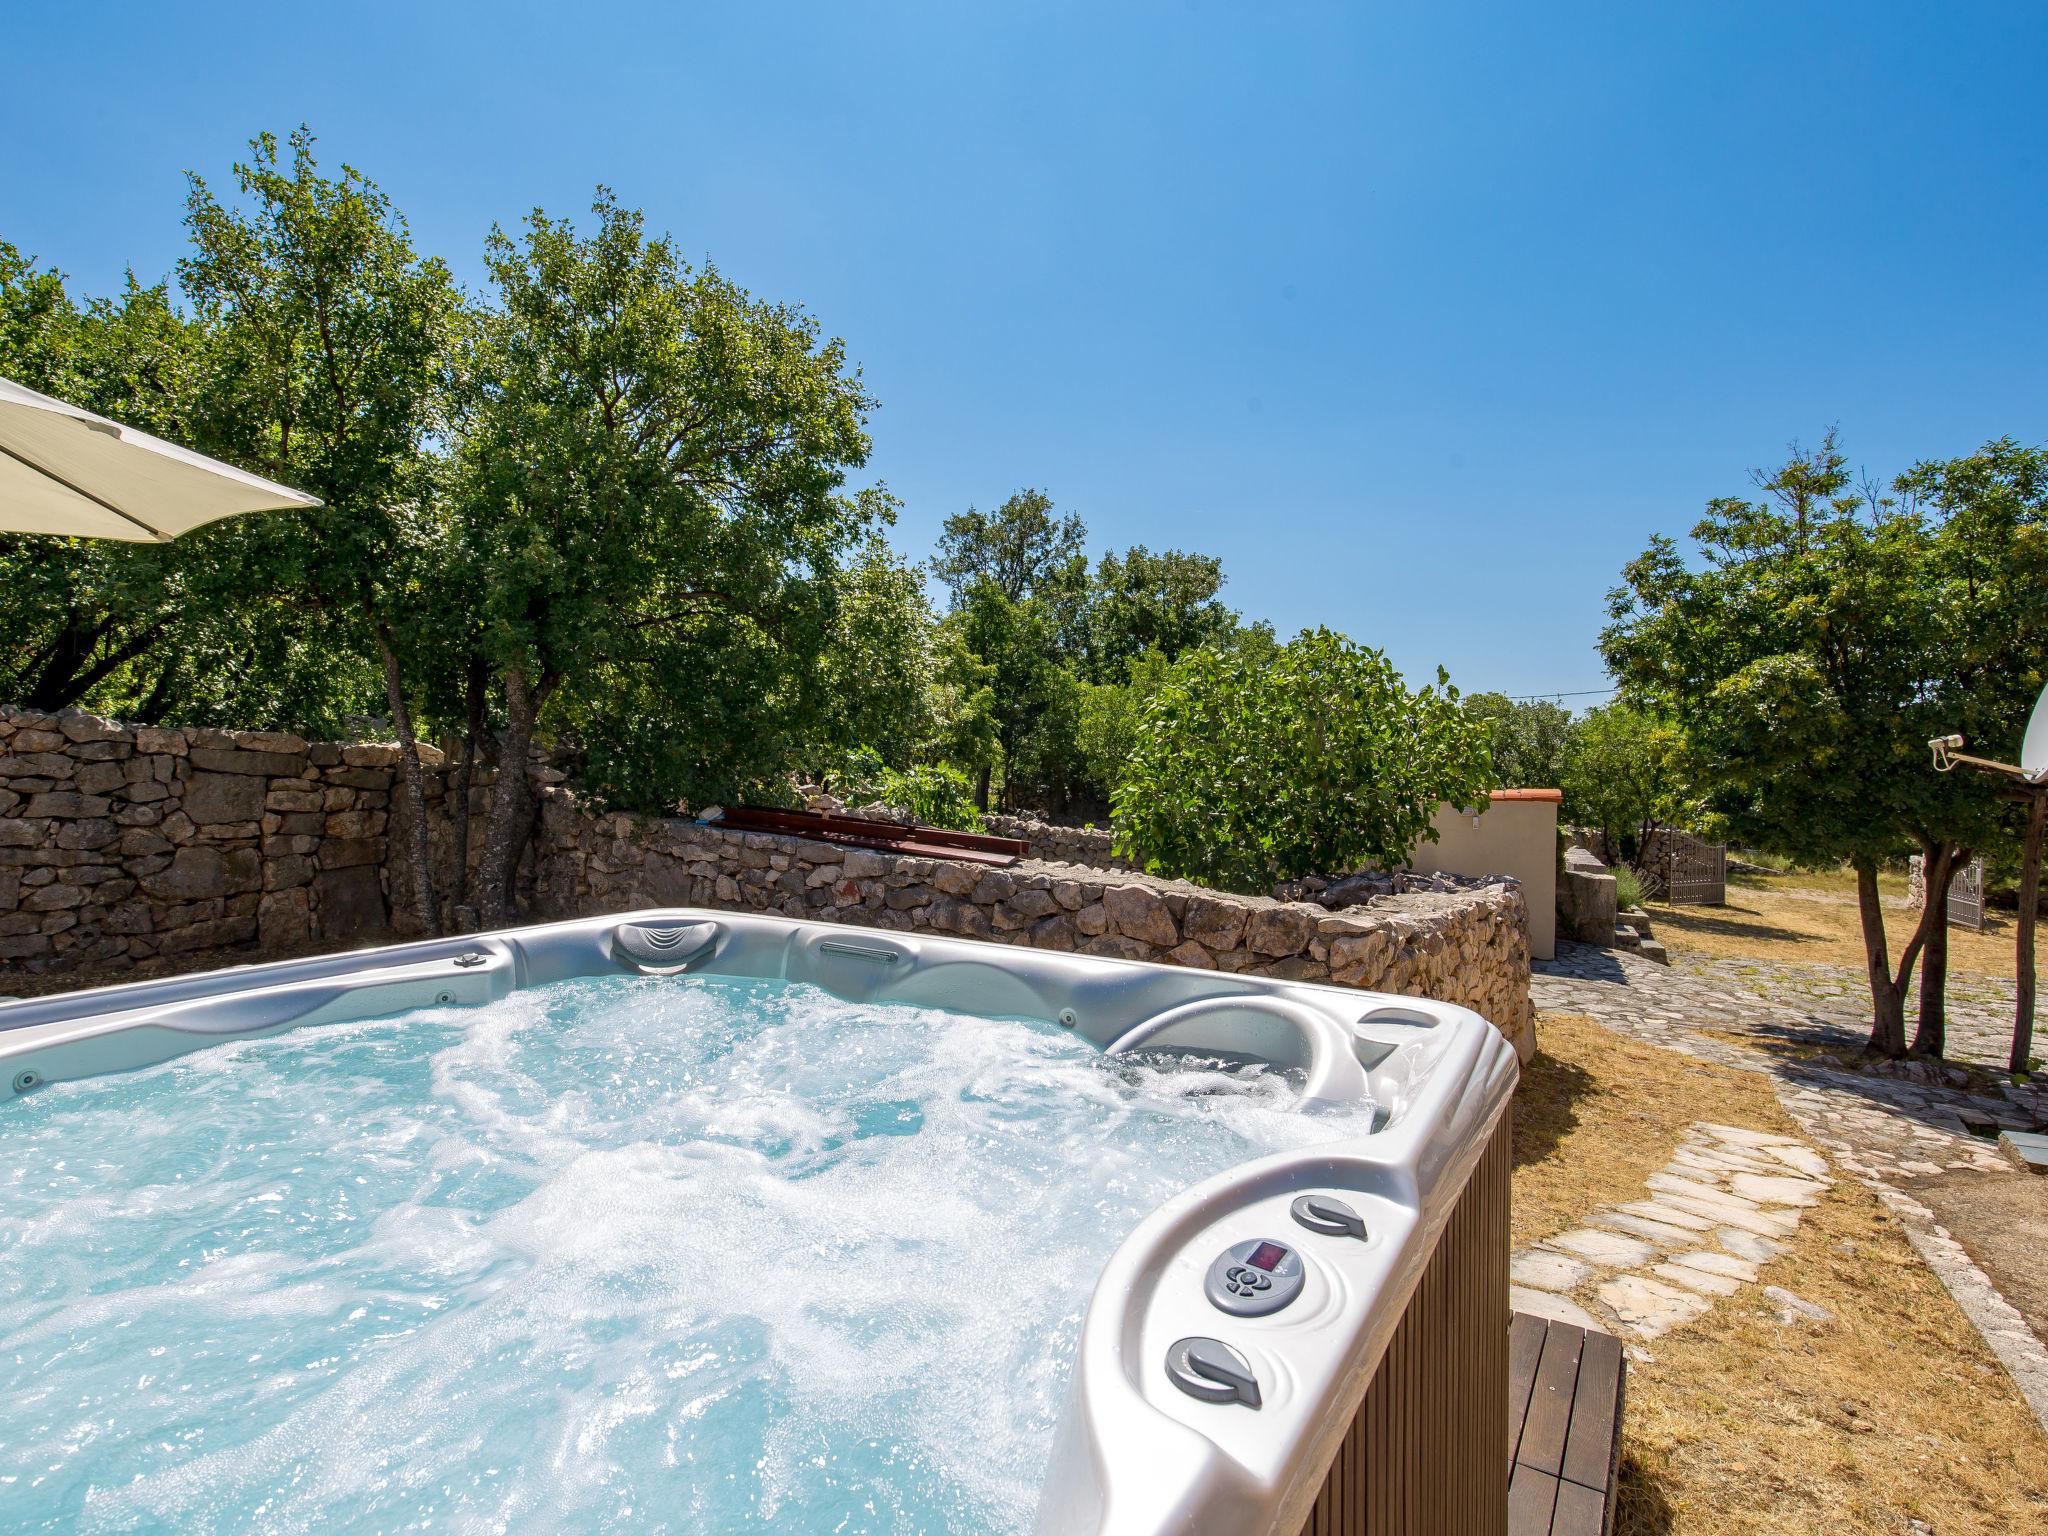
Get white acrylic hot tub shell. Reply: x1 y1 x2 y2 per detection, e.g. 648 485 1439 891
0 908 1517 1536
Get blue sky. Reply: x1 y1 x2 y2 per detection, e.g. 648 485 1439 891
5 2 2043 699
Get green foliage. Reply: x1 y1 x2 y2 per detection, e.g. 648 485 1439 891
0 232 378 729
456 188 882 813
1603 433 2047 871
1111 627 1494 893
178 128 463 642
828 748 985 832
1075 648 1173 797
1611 863 1644 912
1559 704 1693 866
1084 545 1236 682
813 536 944 769
931 488 1088 609
1464 692 1574 792
1603 431 2048 1053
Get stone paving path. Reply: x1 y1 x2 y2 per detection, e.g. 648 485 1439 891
1531 941 2048 1431
1511 1121 1831 1341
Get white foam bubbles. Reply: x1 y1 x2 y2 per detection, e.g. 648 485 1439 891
0 973 1371 1534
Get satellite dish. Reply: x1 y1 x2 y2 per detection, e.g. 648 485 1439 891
2024 681 2048 779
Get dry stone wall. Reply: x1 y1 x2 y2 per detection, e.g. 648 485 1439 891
981 814 1140 872
423 791 1533 1056
0 708 398 974
2 715 1534 1059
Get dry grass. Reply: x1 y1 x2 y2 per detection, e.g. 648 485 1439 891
1647 869 2039 980
1512 1014 1775 1251
1520 1012 2048 1535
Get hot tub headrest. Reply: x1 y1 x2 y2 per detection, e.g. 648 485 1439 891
611 920 720 975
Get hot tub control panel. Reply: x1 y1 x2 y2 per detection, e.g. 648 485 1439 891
1202 1238 1305 1316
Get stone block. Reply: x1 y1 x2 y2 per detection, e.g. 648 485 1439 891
1244 902 1318 957
180 771 267 824
259 887 313 948
324 809 386 839
53 819 118 851
969 870 1017 905
0 819 49 848
221 847 263 895
188 746 308 778
22 882 88 911
0 752 74 777
1103 884 1177 947
318 839 383 869
24 792 110 818
1029 913 1077 951
134 727 188 756
156 914 259 955
1005 886 1060 920
57 712 124 743
314 865 387 939
1181 894 1248 952
136 847 231 900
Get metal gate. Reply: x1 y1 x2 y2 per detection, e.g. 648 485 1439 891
1945 857 1986 931
1666 844 1727 905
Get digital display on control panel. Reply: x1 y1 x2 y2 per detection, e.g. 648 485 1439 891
1246 1241 1289 1272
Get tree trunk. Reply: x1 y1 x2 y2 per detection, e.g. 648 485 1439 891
1855 858 1909 1057
376 625 440 939
974 764 991 813
476 666 553 930
446 659 488 928
1912 841 1964 1058
2016 792 2046 1076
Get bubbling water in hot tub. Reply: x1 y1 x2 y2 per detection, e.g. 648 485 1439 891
0 973 1376 1534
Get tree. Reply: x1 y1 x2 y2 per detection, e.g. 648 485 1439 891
944 580 1075 811
1111 627 1493 893
0 238 381 732
1465 693 1576 793
812 534 942 770
177 128 462 935
1602 434 2048 1057
931 488 1087 605
455 190 878 924
1895 438 2048 1055
1075 648 1174 805
1084 545 1236 682
1559 704 1691 869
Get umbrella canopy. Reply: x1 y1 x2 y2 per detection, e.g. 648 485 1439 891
0 374 320 542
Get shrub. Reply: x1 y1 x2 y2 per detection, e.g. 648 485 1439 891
1612 864 1645 912
829 749 985 832
1109 628 1493 893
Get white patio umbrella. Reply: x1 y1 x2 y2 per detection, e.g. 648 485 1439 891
0 374 319 541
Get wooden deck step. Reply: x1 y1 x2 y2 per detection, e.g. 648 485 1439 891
1508 1311 1627 1536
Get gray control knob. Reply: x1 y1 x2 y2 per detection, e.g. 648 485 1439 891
1165 1336 1262 1408
1292 1193 1368 1240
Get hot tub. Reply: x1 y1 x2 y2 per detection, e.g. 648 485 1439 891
0 909 1516 1535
